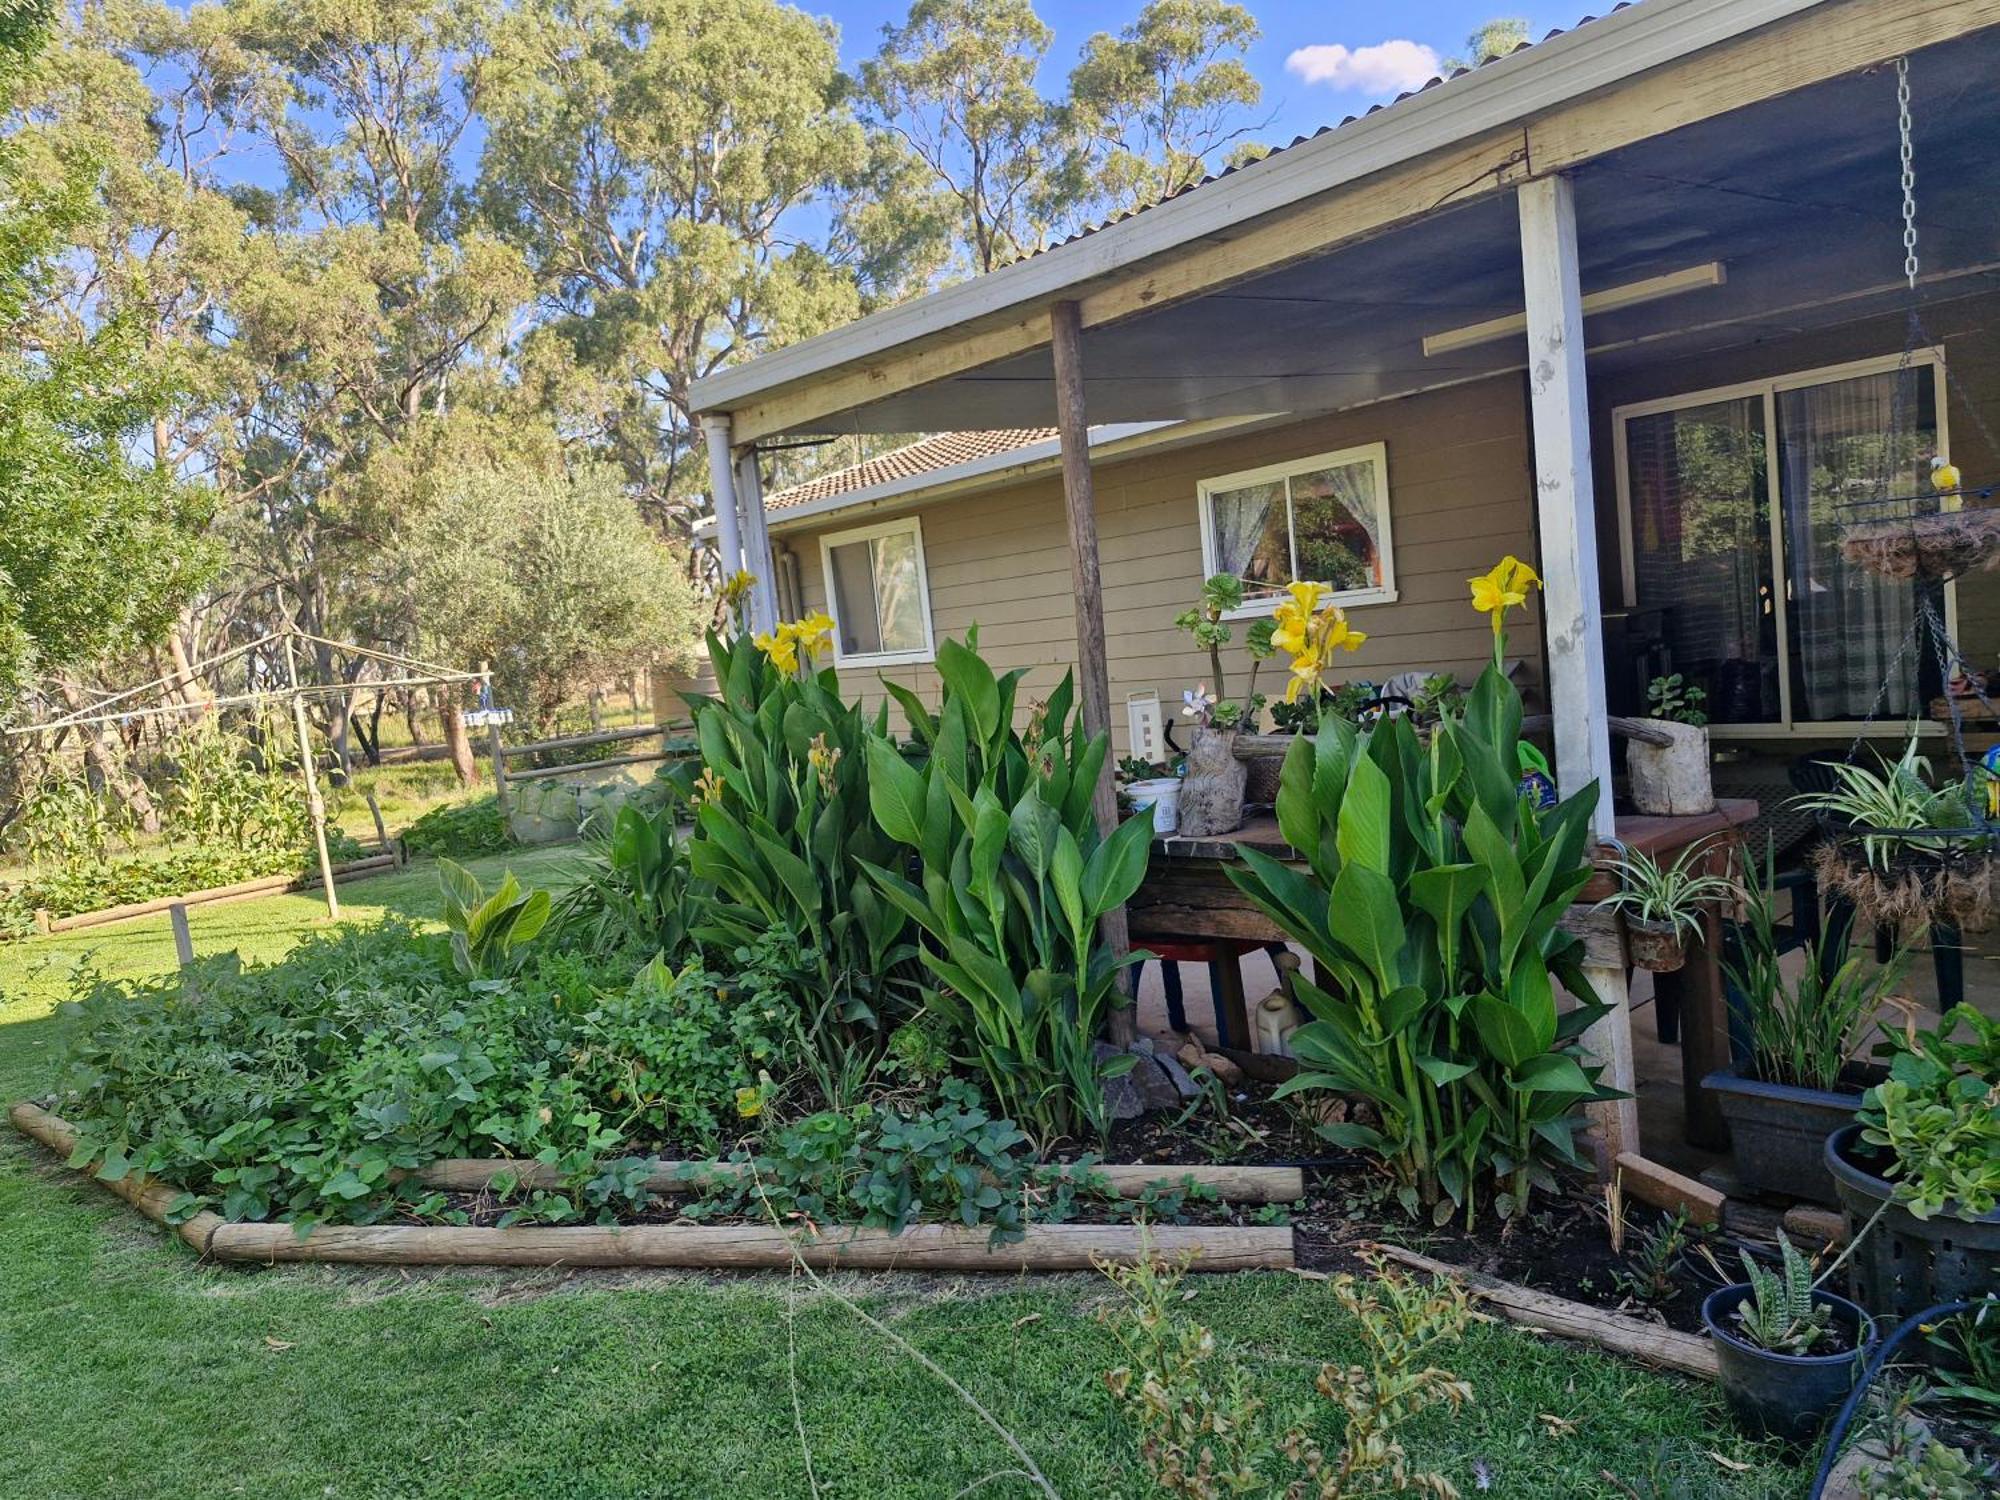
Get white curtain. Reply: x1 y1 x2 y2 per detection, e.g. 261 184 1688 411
1778 369 1936 721
1209 480 1287 583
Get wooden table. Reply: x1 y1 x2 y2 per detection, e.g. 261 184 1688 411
1132 799 1759 1146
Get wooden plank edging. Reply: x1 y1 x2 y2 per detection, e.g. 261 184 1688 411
39 852 399 935
415 1157 1305 1204
1374 1243 1718 1380
10 1103 1293 1273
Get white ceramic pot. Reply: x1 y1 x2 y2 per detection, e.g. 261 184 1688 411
1125 777 1181 834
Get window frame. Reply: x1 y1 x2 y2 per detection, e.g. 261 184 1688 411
817 515 937 668
1194 441 1397 619
1609 346 1955 737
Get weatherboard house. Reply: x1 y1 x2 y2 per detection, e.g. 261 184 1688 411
687 0 2000 1160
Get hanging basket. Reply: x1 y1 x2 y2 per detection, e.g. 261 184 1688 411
1622 915 1689 973
1810 836 2000 934
1836 507 2000 581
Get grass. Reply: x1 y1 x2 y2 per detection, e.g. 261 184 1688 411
0 855 1807 1499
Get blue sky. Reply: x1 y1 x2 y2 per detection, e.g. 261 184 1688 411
816 1 1546 145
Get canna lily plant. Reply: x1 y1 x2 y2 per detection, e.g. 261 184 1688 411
1227 557 1617 1226
1469 556 1541 669
858 631 1156 1144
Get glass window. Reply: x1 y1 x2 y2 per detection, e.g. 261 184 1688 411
1199 444 1393 608
821 519 933 663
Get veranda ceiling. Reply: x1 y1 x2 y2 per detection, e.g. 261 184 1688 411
742 25 2000 439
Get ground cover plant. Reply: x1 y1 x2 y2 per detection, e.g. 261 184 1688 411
398 792 513 858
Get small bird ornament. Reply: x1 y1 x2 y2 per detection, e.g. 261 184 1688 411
1932 455 1964 512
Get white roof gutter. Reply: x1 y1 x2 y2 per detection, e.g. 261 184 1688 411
689 0 1826 416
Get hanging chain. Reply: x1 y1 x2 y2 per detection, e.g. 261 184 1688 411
1897 57 1920 289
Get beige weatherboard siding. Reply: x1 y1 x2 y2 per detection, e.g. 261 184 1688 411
770 376 1541 754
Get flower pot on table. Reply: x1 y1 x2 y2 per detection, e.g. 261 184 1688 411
1626 721 1714 816
1176 726 1246 839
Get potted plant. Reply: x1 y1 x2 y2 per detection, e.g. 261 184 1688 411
1627 673 1714 816
1172 576 1280 837
1596 837 1736 973
1701 1230 1873 1446
1794 731 1998 935
1705 844 1907 1204
1826 1003 2000 1322
1116 754 1183 835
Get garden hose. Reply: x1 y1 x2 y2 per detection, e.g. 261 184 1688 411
1805 1298 1987 1499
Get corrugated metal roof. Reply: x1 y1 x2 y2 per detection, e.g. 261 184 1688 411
997 10 1628 266
765 429 1057 511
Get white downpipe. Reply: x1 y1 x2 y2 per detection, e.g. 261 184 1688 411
734 448 779 635
701 414 744 583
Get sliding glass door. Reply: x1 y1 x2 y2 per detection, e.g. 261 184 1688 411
1616 355 1947 729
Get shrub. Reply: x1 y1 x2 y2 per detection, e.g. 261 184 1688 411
1859 1002 2000 1219
11 836 365 922
401 794 512 858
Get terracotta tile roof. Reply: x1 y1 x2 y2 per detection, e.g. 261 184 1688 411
764 428 1057 512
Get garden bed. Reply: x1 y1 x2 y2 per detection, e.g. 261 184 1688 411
9 1102 1296 1273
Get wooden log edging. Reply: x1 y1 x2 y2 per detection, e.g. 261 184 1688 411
10 1102 224 1256
414 1157 1306 1205
38 852 400 935
1374 1243 1718 1380
9 1103 1293 1273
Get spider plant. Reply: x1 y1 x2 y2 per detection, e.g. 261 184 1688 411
1597 837 1737 941
1722 842 1908 1093
1792 733 1982 870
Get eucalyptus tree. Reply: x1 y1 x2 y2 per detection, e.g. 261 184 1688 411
859 0 1084 277
1066 0 1262 218
478 0 872 538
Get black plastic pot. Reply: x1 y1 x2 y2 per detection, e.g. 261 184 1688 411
1825 1124 2000 1320
1701 1283 1872 1446
1702 1065 1881 1207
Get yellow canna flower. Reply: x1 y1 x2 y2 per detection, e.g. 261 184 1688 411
1322 609 1366 654
1284 646 1324 703
1470 555 1542 664
1271 615 1310 657
1285 579 1327 615
721 569 757 605
753 629 798 674
793 610 836 661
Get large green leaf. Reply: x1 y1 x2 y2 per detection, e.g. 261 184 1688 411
864 736 926 847
1470 992 1546 1070
936 636 1001 744
1051 827 1086 953
1327 863 1406 993
1081 807 1154 918
1007 790 1061 879
1335 751 1393 876
1407 863 1489 943
882 680 936 746
1274 733 1322 860
1512 1053 1595 1096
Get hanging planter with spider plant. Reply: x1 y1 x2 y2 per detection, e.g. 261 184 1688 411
1793 732 2000 935
1595 837 1738 974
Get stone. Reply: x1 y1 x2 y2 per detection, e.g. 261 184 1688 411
1203 1051 1245 1088
1176 726 1246 838
1130 1055 1184 1113
1153 1048 1202 1100
1095 1040 1147 1120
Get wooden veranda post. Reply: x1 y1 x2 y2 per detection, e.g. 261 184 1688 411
1519 174 1636 1160
1050 299 1137 1046
701 414 745 581
283 635 341 921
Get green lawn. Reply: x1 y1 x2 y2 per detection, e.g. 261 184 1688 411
0 854 1804 1499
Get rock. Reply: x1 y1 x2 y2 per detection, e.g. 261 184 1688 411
1153 1048 1202 1100
1129 1036 1157 1058
1175 1040 1208 1072
1130 1056 1184 1113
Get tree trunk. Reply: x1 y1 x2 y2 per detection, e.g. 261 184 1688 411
353 691 384 767
165 629 210 709
401 688 424 746
441 696 479 788
58 677 161 835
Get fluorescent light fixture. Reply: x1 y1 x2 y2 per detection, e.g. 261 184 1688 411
1422 261 1727 357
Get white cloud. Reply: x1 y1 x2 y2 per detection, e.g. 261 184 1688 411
1284 40 1442 96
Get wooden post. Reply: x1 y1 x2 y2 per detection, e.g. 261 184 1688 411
363 789 389 850
168 903 194 967
284 636 340 921
478 661 508 816
734 447 779 635
1519 176 1635 1160
701 413 744 582
1050 299 1137 1046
